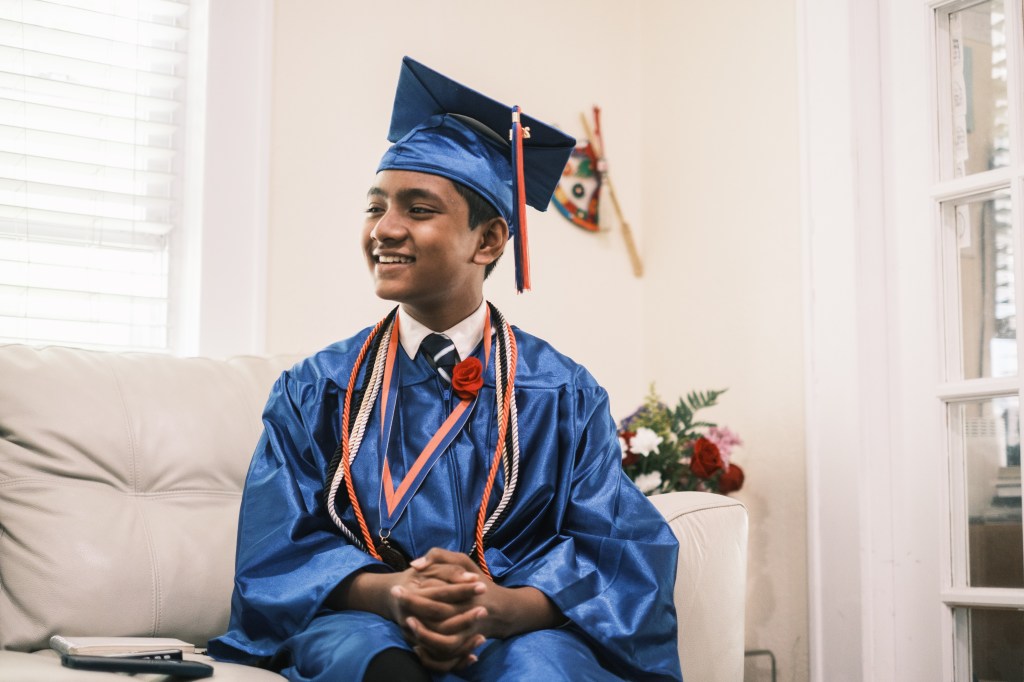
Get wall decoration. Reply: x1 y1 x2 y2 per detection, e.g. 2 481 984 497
553 106 643 277
553 135 602 232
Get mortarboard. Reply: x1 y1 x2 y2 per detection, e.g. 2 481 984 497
377 57 576 292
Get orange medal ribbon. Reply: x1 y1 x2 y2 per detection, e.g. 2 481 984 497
376 310 493 535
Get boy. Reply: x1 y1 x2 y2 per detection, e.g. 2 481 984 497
210 57 682 682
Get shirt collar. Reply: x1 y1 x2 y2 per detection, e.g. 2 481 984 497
399 301 487 362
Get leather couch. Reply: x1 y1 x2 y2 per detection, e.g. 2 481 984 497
0 344 748 681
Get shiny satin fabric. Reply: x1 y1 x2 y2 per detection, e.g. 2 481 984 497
209 326 682 681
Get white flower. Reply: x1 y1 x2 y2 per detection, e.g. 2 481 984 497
630 427 663 457
635 471 663 494
619 436 629 460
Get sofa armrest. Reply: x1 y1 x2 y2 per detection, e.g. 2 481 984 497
648 491 748 682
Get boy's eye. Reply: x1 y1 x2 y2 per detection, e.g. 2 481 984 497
409 206 436 215
365 205 384 214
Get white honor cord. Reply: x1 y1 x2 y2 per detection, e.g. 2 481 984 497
326 323 393 547
481 316 520 539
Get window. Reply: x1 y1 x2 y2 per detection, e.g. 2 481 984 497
0 0 193 352
935 0 1024 678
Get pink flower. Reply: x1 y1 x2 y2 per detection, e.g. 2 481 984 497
705 426 743 467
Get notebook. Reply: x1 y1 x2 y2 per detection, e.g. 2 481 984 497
49 635 196 656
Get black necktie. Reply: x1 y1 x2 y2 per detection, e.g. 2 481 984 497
420 333 459 386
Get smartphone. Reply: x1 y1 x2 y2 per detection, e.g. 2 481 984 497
61 653 214 678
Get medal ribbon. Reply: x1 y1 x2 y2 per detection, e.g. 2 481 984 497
377 309 493 535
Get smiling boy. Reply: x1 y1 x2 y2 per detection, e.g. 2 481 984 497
210 58 683 682
364 171 503 332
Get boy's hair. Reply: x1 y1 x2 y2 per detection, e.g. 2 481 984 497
452 181 503 279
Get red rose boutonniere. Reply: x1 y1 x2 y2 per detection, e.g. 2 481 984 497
451 357 484 400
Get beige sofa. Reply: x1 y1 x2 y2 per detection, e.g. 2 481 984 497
0 344 748 681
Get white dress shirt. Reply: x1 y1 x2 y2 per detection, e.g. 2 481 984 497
398 301 487 362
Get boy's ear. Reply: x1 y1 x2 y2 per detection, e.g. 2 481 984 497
473 217 509 267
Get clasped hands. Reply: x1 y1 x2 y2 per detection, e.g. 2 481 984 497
335 547 561 672
386 548 500 671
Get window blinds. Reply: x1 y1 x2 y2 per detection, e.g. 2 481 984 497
0 0 191 351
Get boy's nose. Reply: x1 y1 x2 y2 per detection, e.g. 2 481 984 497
369 211 405 242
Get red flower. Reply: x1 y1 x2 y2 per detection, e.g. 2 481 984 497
718 463 745 494
690 437 724 478
451 357 484 400
619 430 639 466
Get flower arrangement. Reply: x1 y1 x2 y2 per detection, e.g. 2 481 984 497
619 386 744 496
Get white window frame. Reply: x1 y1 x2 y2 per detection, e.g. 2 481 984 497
803 0 1024 679
801 0 943 679
932 1 1024 679
176 0 272 358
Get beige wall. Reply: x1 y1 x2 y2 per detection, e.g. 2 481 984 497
266 0 648 411
267 1 807 679
637 4 808 681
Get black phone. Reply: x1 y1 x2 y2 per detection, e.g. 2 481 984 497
61 653 214 678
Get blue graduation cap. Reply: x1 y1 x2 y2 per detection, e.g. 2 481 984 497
377 57 576 292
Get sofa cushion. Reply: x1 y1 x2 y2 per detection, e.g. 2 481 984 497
0 345 296 652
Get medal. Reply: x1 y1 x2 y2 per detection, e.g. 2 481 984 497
375 538 409 571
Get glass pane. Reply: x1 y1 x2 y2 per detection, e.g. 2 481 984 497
954 606 1024 681
949 190 1016 379
947 1 1008 177
953 397 1023 587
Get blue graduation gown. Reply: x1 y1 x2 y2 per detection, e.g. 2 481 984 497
209 324 682 681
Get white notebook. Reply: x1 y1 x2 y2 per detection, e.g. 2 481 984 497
49 635 196 656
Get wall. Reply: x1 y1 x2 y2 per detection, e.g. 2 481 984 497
637 3 807 681
266 0 647 411
267 1 807 679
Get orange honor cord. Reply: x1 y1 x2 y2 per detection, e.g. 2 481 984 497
341 319 388 560
474 328 518 577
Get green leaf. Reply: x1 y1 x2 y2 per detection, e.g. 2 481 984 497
685 389 726 411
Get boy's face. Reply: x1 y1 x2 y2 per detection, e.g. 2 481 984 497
363 170 487 326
